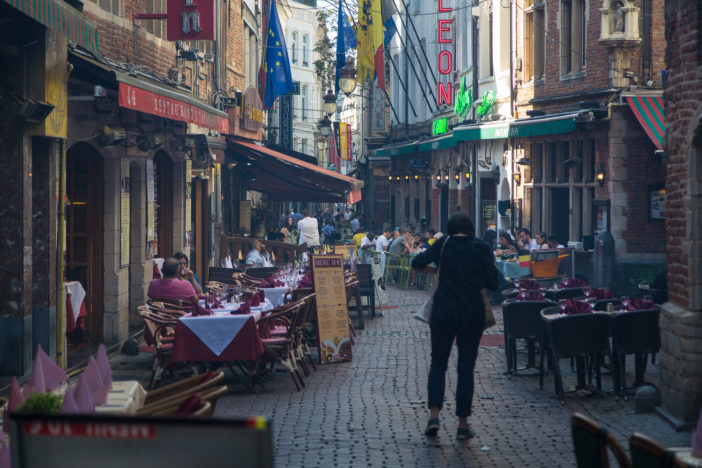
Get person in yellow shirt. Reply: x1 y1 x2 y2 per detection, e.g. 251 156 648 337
426 229 437 245
352 226 366 247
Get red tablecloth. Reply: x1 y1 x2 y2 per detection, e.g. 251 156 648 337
170 316 264 363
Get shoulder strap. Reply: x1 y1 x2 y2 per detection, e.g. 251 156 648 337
437 235 450 268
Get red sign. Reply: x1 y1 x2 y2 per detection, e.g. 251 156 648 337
437 0 453 106
166 0 215 41
24 421 156 439
119 83 228 133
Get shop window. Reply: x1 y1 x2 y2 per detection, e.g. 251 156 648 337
302 35 309 66
532 143 543 182
291 32 298 64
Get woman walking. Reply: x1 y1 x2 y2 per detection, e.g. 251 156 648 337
411 213 499 440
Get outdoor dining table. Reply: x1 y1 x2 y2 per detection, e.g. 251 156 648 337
169 301 273 364
669 448 702 467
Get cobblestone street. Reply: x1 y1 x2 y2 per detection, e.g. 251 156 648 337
211 286 691 467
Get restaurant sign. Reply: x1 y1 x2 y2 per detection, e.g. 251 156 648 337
432 117 448 136
119 83 228 133
241 86 264 132
166 0 215 41
310 255 352 363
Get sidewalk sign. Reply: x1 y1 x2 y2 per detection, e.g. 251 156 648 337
310 254 352 363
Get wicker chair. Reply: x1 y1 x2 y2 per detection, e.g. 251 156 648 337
570 412 632 468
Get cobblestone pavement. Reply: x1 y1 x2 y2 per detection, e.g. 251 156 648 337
213 285 691 468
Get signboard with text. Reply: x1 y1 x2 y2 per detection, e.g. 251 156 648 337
167 0 215 41
310 255 352 363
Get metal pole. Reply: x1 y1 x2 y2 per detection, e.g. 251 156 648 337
57 139 67 369
394 0 440 87
386 53 417 118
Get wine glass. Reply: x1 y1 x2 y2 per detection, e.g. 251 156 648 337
205 294 215 309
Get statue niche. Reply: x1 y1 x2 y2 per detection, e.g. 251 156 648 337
599 0 640 44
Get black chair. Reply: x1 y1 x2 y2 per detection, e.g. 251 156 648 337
208 267 242 285
610 308 661 398
245 266 279 279
540 307 612 400
637 282 668 305
546 287 587 302
571 412 632 468
502 299 555 376
629 432 684 468
355 264 376 319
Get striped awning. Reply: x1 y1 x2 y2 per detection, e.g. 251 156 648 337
626 96 664 150
2 0 99 55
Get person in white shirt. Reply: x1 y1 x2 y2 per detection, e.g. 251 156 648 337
351 214 361 233
518 228 539 250
344 208 353 221
360 232 374 249
297 209 320 250
375 229 392 251
245 240 267 267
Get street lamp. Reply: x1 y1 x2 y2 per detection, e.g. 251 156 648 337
323 89 338 116
596 163 606 186
318 115 332 137
338 63 357 97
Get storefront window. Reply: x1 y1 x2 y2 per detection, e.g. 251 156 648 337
532 143 542 182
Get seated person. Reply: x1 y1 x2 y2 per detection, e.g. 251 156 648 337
482 230 497 249
375 228 393 251
148 257 198 304
495 231 518 256
547 234 565 249
245 239 267 268
389 229 414 256
174 251 203 295
360 232 375 250
517 228 539 250
352 227 367 247
536 232 549 249
426 229 437 246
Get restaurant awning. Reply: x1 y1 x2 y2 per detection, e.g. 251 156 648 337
228 139 364 203
2 0 99 55
376 111 591 157
626 96 664 150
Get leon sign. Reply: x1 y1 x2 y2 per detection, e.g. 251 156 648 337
167 0 215 41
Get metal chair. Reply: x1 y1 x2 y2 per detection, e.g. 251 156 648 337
355 263 376 319
502 299 556 376
610 308 661 398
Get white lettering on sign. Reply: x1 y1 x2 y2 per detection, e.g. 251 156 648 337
24 421 156 439
182 10 201 34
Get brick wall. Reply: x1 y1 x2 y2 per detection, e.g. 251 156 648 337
226 0 245 93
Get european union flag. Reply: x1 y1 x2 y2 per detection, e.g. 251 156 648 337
335 3 357 94
263 0 294 109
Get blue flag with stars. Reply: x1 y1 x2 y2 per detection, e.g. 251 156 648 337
263 0 294 109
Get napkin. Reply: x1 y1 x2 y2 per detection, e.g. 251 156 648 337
250 294 260 307
560 277 588 288
35 344 68 390
298 273 313 288
83 357 109 405
563 298 593 315
515 290 547 302
176 394 202 415
259 277 274 288
191 302 212 316
72 375 95 414
258 290 265 302
275 280 286 287
234 302 251 315
60 390 79 414
622 297 654 311
585 288 614 300
692 407 702 457
517 279 541 291
23 358 47 397
152 262 161 279
95 344 112 387
223 256 233 269
9 377 25 412
0 440 10 468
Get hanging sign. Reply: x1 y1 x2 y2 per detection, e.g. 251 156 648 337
311 255 352 363
437 0 453 106
167 0 215 41
432 117 448 136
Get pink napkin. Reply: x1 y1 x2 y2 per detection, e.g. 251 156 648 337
3 378 24 433
60 390 79 414
0 440 10 468
692 408 702 457
563 298 593 315
250 295 260 307
191 302 212 316
23 359 46 398
560 277 588 288
72 375 95 414
276 280 286 287
585 288 614 300
83 357 110 405
515 290 547 301
36 344 68 390
234 302 250 315
298 273 313 288
95 344 112 387
517 279 541 291
622 297 654 311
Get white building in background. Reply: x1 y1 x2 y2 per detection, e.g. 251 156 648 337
286 0 322 160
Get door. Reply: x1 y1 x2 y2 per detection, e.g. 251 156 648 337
192 178 210 283
440 185 449 232
153 151 173 258
480 177 497 234
66 143 103 343
551 187 570 246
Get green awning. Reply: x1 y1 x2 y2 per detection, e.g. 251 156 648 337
376 112 586 157
3 0 99 55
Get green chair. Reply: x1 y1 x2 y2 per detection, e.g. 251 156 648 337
384 253 410 288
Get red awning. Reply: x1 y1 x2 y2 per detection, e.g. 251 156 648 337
348 189 362 205
118 78 229 133
229 139 364 202
626 95 664 150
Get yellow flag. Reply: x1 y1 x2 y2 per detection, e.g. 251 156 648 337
357 0 385 89
238 249 243 261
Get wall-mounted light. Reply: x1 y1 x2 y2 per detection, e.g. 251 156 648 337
404 174 409 181
465 171 471 182
454 172 460 182
413 173 420 181
513 173 521 186
395 175 401 182
443 173 449 181
323 89 338 116
318 115 332 137
435 172 441 182
595 163 606 187
388 174 393 182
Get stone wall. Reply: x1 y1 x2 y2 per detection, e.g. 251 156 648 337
659 0 702 426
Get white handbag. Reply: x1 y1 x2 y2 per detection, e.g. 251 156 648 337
413 236 449 324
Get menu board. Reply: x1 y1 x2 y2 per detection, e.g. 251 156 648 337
310 255 352 363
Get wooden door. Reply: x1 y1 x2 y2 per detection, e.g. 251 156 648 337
66 143 103 343
192 178 210 283
154 151 173 258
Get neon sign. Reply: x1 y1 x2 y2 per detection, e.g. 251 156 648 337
432 118 448 136
437 0 453 106
453 76 472 120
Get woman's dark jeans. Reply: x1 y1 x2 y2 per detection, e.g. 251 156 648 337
427 319 484 417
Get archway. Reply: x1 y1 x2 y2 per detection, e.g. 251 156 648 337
66 142 104 344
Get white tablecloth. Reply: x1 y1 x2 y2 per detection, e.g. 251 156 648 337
94 380 146 415
261 287 289 306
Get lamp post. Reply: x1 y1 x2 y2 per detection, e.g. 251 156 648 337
318 115 332 138
323 89 338 116
338 64 357 97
